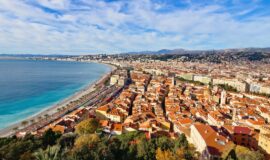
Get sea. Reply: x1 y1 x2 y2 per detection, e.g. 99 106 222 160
0 59 110 129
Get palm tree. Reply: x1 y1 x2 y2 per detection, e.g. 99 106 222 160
30 119 35 124
62 106 66 111
12 127 18 134
38 116 42 120
44 114 50 121
57 108 62 116
34 145 60 160
21 120 28 128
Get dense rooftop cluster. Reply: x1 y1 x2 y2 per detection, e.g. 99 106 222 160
90 58 270 159
2 53 270 159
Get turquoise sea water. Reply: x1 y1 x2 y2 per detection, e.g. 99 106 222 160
0 59 110 129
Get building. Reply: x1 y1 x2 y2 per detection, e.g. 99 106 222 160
207 111 225 127
212 78 248 92
191 123 233 160
96 104 110 119
106 108 126 122
249 82 261 93
260 84 270 95
249 82 270 95
111 123 123 135
220 90 227 106
118 77 127 86
110 75 120 85
259 125 270 154
222 125 258 150
176 72 194 81
193 75 212 84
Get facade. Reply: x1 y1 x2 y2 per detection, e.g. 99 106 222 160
249 82 261 93
212 78 248 92
118 77 126 86
260 85 270 94
249 82 270 94
193 75 212 84
222 126 258 150
110 75 120 85
191 123 233 160
177 73 194 81
220 90 227 106
259 125 270 154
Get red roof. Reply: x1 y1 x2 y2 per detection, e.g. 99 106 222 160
234 126 251 135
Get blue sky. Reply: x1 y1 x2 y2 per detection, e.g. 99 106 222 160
0 0 270 55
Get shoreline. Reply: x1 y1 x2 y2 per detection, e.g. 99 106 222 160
0 60 116 137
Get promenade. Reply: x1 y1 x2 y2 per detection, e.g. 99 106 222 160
0 63 117 137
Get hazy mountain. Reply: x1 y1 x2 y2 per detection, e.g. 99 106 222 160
122 47 270 55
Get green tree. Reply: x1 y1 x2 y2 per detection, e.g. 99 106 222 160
74 134 100 149
71 145 97 160
174 134 188 149
0 135 41 160
34 145 60 160
107 137 125 159
155 136 173 151
137 138 156 160
156 148 177 160
42 129 61 147
75 118 99 135
58 133 77 149
115 131 143 159
96 140 115 160
235 145 264 160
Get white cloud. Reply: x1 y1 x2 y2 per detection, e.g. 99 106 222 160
36 0 70 10
0 0 269 54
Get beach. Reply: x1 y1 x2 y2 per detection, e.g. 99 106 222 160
0 61 116 137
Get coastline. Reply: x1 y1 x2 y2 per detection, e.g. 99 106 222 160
0 60 116 137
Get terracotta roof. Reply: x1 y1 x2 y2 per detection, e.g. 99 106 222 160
99 120 109 127
193 123 232 156
247 118 265 125
51 125 65 133
111 123 122 132
178 118 193 125
234 126 252 135
108 108 125 117
97 105 110 112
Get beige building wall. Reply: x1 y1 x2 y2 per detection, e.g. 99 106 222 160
259 126 270 154
193 75 212 84
260 85 270 94
259 134 270 154
110 75 120 85
177 73 194 81
190 125 207 153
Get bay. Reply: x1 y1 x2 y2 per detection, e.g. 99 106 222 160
0 59 110 129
